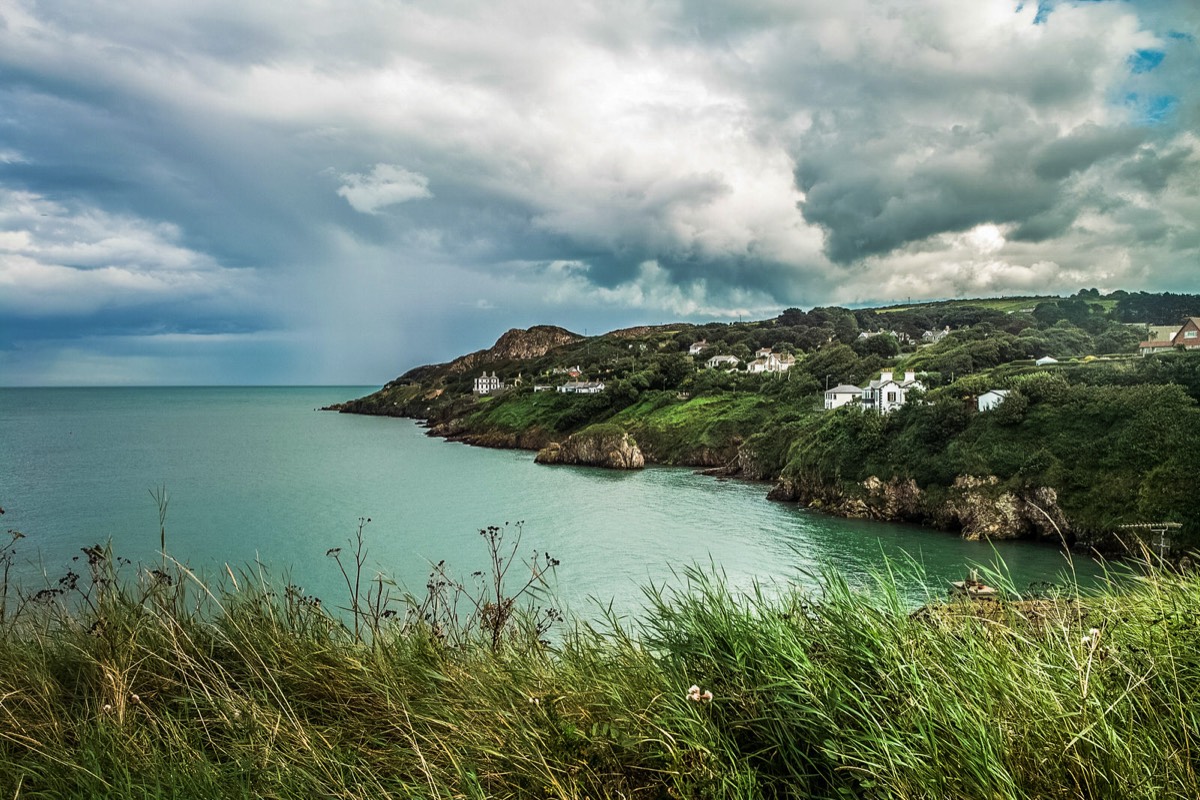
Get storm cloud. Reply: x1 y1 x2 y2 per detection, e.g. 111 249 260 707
0 0 1197 384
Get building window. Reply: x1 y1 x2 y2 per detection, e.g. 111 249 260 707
1186 330 1198 339
887 391 897 403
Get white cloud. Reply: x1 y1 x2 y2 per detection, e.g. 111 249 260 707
336 164 432 214
0 189 257 316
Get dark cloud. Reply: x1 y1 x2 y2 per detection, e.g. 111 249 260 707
796 120 1068 261
1117 144 1194 191
1 0 1198 384
1032 124 1145 180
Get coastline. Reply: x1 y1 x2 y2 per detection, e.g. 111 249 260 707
330 400 1102 556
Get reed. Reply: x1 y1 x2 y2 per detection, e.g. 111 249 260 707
0 533 1196 799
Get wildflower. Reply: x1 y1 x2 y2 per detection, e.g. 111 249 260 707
686 685 713 703
1081 635 1092 646
130 694 141 705
1089 628 1101 638
529 696 540 706
102 703 113 714
700 690 714 703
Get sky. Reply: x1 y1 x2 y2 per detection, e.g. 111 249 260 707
1 0 1198 385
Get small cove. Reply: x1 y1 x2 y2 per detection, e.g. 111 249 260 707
0 386 1108 620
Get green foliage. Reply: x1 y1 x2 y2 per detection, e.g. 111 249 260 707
800 343 863 387
8 537 1200 799
1114 291 1200 324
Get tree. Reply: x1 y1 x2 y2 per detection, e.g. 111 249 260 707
853 334 900 359
1094 326 1140 354
801 344 862 388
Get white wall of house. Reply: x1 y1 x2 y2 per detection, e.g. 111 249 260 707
824 385 862 410
977 390 1009 412
861 371 923 413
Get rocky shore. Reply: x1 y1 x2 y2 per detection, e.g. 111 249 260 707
534 428 645 470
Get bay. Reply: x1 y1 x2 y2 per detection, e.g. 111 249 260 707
0 387 1105 620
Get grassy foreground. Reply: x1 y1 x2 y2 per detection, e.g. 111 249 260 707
0 534 1198 799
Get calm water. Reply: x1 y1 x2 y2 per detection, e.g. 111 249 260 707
0 387 1104 619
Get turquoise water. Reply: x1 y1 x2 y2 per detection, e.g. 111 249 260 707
0 387 1104 619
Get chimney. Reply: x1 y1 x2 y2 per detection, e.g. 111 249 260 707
904 371 915 383
880 371 893 382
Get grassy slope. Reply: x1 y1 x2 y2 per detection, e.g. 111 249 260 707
876 295 1119 314
463 389 818 466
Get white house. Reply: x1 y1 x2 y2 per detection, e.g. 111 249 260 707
557 381 605 394
977 389 1010 412
748 351 795 374
688 340 708 356
474 372 505 395
755 347 773 359
824 384 863 410
861 370 923 413
921 326 951 344
1035 356 1059 366
706 355 741 369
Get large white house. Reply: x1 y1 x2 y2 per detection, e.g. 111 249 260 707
688 340 708 356
824 384 863 410
706 354 741 369
860 370 923 413
748 350 795 374
474 372 505 395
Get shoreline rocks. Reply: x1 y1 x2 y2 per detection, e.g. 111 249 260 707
535 429 645 470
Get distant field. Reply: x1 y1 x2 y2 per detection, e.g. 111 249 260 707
874 295 1118 314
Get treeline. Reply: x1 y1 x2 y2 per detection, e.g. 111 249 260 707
1113 291 1200 324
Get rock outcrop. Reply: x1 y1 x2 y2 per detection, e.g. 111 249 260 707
446 326 582 374
936 476 1069 542
535 429 645 470
769 472 1070 542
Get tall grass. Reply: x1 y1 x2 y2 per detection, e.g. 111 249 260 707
0 531 1197 799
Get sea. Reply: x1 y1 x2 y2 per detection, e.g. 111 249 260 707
0 386 1107 621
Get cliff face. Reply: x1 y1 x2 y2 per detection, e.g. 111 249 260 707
446 326 582 374
768 473 1070 543
935 476 1069 542
535 430 645 470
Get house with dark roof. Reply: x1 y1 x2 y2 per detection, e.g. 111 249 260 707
1139 317 1200 355
474 372 505 395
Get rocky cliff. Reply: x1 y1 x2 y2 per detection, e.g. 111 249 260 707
535 428 645 470
446 326 582 374
768 472 1071 544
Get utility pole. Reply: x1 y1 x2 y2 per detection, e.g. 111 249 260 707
1118 522 1182 562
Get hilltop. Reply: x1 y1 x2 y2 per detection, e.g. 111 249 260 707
336 289 1200 551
